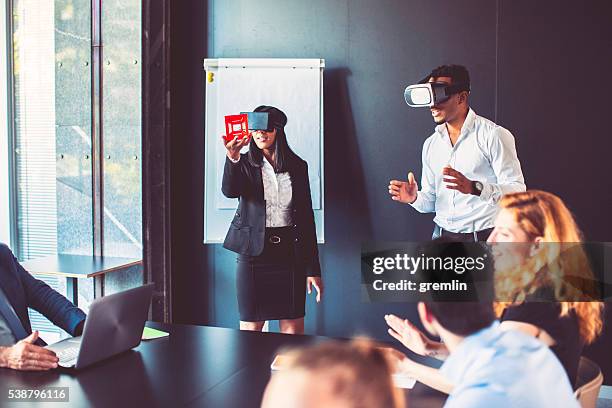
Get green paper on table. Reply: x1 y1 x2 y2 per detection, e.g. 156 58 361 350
142 327 170 340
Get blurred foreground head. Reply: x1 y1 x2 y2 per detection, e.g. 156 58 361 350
261 339 405 408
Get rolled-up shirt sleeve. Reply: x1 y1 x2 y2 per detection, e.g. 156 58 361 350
479 127 526 204
411 137 436 213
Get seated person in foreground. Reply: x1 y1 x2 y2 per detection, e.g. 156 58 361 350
398 302 578 407
0 243 86 370
261 339 405 408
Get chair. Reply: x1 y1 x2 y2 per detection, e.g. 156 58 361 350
574 356 604 408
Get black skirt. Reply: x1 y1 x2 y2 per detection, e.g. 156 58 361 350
236 227 306 322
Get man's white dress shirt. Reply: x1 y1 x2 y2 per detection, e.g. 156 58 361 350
411 109 525 233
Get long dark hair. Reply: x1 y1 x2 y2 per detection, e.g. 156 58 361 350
247 107 300 172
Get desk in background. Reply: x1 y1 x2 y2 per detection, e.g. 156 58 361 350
21 254 142 306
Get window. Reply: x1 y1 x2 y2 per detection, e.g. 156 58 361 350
101 0 142 259
7 0 142 341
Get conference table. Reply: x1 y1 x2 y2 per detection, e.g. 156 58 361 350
0 323 446 407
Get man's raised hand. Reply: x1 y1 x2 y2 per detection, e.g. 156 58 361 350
389 172 418 204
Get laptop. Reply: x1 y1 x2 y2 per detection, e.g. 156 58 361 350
46 283 154 369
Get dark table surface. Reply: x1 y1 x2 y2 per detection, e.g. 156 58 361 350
0 322 446 408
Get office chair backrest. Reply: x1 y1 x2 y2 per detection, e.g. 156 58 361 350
574 356 603 408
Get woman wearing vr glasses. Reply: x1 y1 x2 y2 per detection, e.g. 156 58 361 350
221 105 323 334
389 65 526 242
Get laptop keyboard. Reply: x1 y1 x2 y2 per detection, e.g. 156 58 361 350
55 347 79 364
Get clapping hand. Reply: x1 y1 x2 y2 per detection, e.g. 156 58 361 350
385 314 441 357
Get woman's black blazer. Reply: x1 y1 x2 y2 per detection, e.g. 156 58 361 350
221 154 321 277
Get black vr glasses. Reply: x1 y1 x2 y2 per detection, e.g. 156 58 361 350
404 77 470 107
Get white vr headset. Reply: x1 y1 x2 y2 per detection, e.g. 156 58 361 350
404 80 470 107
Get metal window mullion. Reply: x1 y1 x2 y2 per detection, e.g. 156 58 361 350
6 0 20 256
91 0 103 265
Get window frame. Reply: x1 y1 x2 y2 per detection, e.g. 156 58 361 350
5 0 170 322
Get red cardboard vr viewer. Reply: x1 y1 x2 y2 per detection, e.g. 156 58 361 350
224 111 270 142
224 114 249 142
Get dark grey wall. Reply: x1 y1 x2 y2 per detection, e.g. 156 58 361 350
169 1 208 323
169 0 612 380
497 0 612 241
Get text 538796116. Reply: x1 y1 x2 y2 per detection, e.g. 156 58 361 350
4 387 69 402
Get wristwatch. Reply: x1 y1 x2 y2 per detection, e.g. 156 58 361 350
472 181 483 196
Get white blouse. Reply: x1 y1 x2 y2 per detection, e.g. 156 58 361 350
261 157 293 227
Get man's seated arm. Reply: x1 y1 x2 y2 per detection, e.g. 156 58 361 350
10 251 86 336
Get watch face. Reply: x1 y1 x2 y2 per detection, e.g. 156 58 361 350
475 181 483 191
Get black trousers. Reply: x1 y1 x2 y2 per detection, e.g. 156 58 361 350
432 224 494 242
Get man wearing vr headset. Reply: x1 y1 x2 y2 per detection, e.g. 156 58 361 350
389 65 525 241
